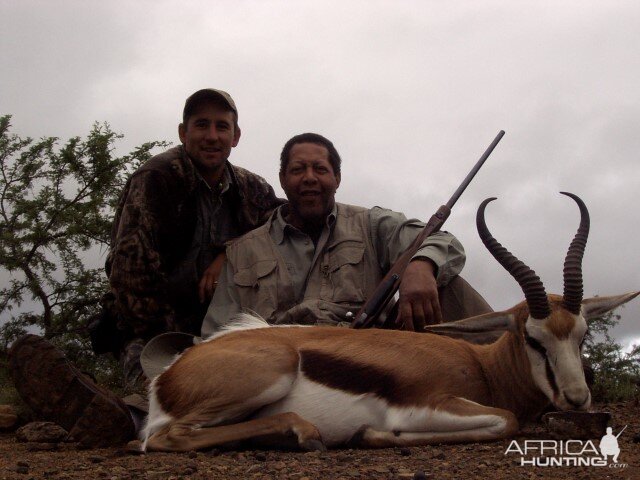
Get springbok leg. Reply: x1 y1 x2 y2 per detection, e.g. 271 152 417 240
352 396 519 448
145 411 325 452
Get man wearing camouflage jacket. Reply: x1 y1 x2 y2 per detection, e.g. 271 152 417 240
10 88 283 447
101 88 283 392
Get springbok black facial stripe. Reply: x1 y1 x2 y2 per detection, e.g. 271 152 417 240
524 333 559 395
580 327 590 351
524 333 546 357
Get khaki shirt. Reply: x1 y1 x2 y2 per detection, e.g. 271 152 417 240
202 203 465 337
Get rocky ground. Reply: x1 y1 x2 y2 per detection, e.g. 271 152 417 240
0 401 638 480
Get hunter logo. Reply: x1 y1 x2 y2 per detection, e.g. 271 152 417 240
504 426 628 468
598 426 625 463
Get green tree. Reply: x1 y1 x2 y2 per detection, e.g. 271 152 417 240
584 310 640 402
0 115 168 379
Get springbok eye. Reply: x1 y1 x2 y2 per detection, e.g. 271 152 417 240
524 333 547 357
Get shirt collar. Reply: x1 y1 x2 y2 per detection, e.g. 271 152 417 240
194 162 234 195
271 203 337 245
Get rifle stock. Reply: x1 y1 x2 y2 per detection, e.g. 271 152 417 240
350 131 505 329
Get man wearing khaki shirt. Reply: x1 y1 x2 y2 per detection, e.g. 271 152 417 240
202 132 491 336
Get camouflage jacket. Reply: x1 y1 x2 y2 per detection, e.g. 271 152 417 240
105 145 283 341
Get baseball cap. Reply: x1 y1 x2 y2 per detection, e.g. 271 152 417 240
183 88 238 123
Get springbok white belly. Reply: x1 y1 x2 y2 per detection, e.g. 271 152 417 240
255 374 388 446
254 373 485 446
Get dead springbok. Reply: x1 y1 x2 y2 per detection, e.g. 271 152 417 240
142 192 638 452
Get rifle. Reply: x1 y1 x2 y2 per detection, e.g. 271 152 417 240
615 425 627 439
350 130 505 329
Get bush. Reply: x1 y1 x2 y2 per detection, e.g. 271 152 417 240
584 310 640 403
0 114 167 385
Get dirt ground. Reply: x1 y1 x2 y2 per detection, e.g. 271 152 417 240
0 401 638 480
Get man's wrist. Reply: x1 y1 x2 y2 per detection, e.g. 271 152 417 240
410 256 438 277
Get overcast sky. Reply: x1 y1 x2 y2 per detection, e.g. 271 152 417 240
1 1 638 347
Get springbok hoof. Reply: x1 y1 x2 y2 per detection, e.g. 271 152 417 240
346 425 369 447
125 440 145 454
300 438 327 452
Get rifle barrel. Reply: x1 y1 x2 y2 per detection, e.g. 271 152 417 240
446 130 505 209
350 130 505 329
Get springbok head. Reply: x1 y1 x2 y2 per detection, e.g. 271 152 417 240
427 192 640 410
472 192 638 411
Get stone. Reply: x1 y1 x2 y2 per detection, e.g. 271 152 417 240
0 405 18 429
25 442 58 451
371 466 390 474
15 421 68 443
432 450 446 460
245 465 261 474
542 411 611 440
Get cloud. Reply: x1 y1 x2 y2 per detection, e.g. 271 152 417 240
1 1 638 343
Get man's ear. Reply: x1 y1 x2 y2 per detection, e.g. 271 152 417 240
178 123 186 144
232 125 241 148
279 171 286 191
335 172 341 189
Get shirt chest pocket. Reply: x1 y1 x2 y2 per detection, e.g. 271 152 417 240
324 240 366 303
233 260 278 319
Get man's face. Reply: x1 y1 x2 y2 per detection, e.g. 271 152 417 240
178 101 240 176
279 142 340 229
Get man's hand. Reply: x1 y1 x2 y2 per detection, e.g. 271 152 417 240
198 252 227 303
397 258 442 331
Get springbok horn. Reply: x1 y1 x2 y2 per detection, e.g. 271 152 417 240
560 192 590 314
477 197 551 320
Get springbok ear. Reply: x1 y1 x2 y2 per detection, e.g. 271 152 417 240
582 292 640 320
423 311 516 344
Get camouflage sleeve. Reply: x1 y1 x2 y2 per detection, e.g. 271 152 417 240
257 181 285 225
108 170 175 339
231 164 286 231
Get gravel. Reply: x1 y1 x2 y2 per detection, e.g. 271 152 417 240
0 401 637 479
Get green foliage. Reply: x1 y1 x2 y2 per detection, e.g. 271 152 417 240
0 115 168 382
584 310 640 402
